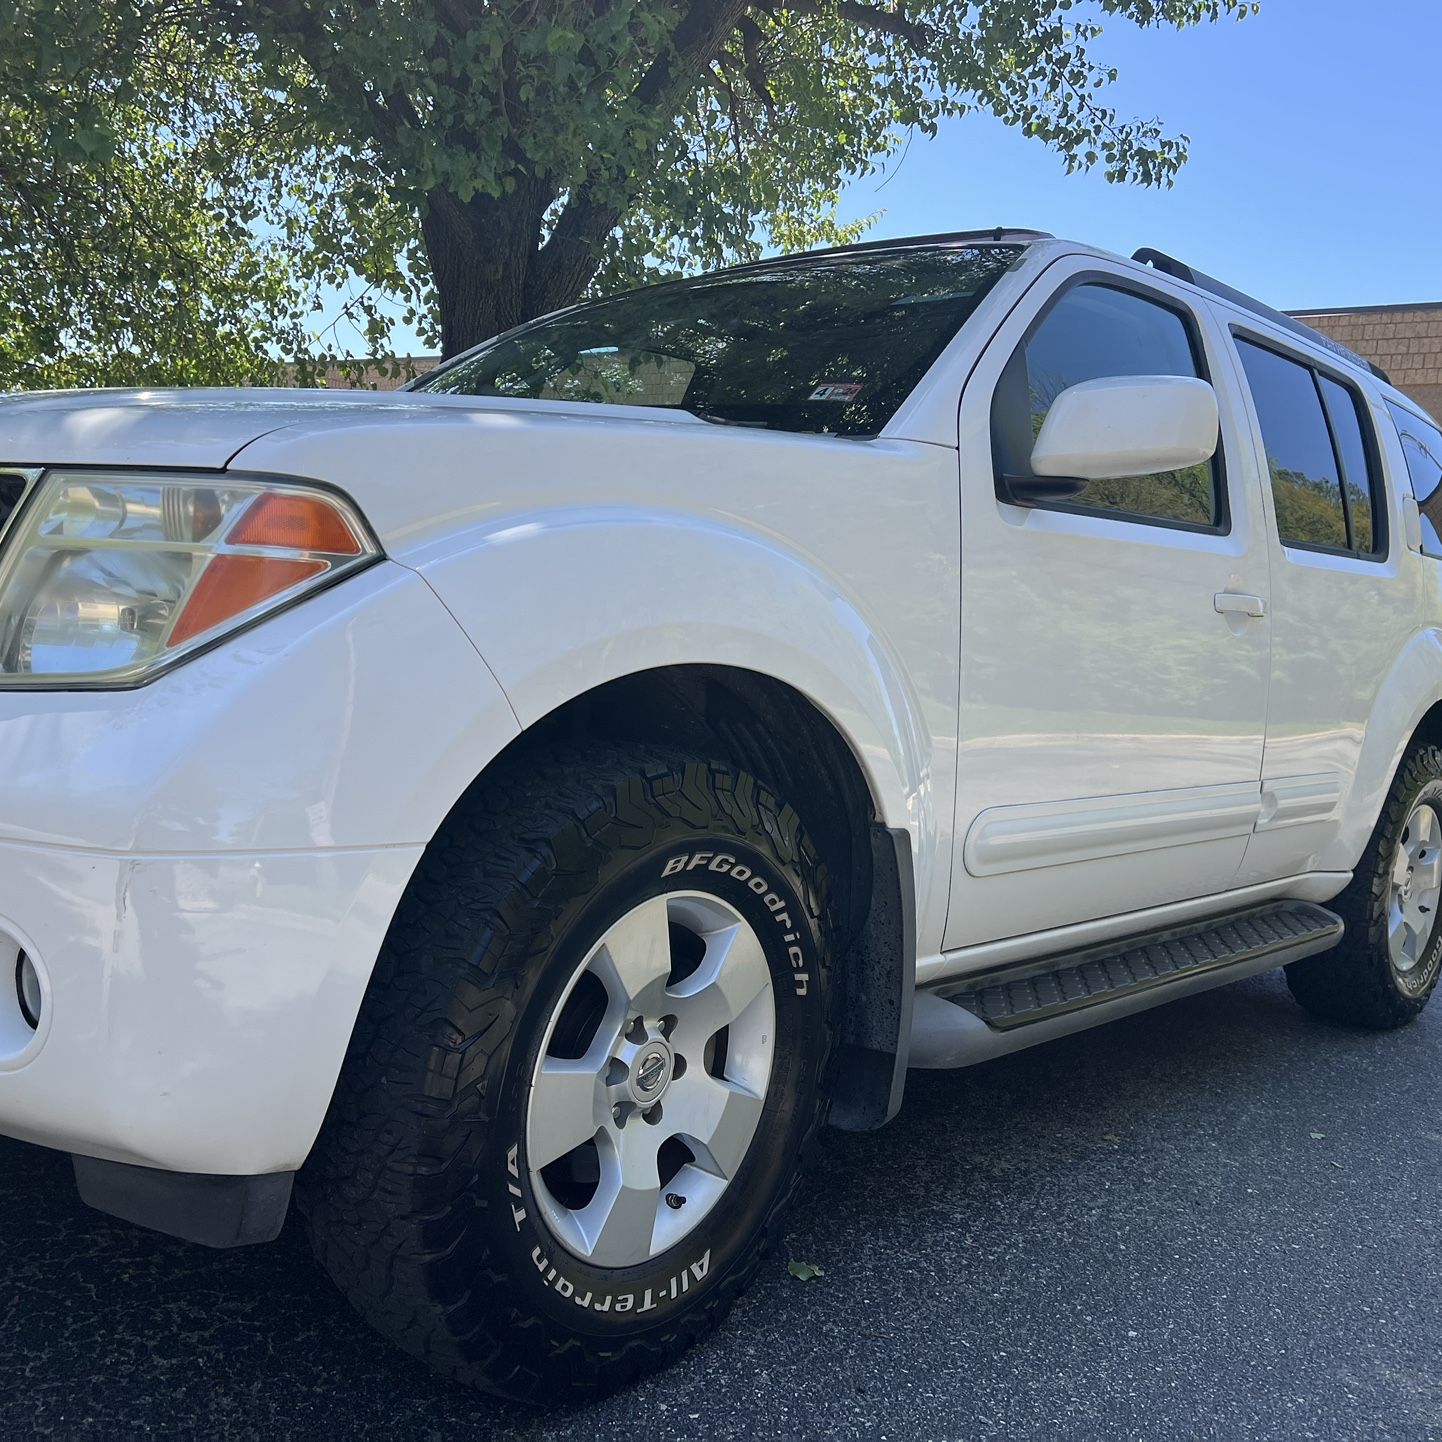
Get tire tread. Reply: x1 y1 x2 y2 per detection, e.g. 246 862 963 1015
298 744 835 1402
1285 744 1442 1029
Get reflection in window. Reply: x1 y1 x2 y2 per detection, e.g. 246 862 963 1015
1317 374 1377 554
420 244 1023 436
1236 339 1348 549
991 283 1218 527
538 349 696 406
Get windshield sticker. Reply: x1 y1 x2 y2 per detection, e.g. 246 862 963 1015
807 382 863 402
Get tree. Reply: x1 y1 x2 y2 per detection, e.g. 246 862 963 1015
1 1 1261 383
0 5 311 387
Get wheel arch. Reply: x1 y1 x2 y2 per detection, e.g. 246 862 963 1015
1339 629 1442 869
434 664 918 1130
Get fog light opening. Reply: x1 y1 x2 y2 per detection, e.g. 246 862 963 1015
15 951 40 1030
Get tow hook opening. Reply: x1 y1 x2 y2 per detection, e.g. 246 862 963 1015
16 950 41 1030
0 932 46 1060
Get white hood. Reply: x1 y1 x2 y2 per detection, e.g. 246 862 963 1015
0 385 715 555
0 386 708 472
0 388 443 470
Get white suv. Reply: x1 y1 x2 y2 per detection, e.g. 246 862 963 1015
2 230 1441 1400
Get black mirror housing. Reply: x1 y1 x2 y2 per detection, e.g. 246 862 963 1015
998 474 1089 508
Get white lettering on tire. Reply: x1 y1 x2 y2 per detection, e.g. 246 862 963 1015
526 1241 713 1314
659 852 810 996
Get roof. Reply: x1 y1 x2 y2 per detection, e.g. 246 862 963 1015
1290 301 1442 319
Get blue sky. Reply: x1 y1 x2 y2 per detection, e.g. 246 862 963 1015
833 0 1439 312
368 0 1437 354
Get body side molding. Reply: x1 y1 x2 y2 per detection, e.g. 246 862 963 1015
1257 773 1344 830
963 781 1263 878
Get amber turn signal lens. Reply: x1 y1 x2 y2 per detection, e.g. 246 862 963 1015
225 492 361 554
167 556 326 649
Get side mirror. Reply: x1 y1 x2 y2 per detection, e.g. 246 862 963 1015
1004 375 1220 506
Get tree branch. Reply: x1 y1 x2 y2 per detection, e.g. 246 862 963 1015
736 14 776 118
631 0 754 112
528 0 752 310
761 0 936 53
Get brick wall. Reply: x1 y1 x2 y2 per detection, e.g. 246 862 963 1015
309 358 439 390
1290 304 1442 419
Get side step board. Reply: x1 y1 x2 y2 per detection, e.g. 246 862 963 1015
909 900 1342 1070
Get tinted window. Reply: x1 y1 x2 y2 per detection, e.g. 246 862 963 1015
991 283 1218 527
1388 402 1442 555
1236 339 1348 549
417 244 1022 436
1318 375 1379 554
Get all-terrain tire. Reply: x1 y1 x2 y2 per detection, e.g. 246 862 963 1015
297 746 837 1402
1286 744 1442 1029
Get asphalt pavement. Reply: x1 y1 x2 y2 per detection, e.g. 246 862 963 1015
3 968 1441 1440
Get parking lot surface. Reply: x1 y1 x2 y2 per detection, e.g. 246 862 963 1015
3 969 1441 1440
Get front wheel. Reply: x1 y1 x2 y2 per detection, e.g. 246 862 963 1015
299 747 836 1401
1287 744 1442 1029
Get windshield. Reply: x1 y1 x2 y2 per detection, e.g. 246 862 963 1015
415 243 1024 436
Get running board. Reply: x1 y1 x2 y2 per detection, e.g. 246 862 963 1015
909 900 1342 1070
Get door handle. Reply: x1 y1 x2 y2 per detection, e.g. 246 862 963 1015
1214 592 1267 619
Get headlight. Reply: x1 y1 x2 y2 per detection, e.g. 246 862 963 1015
0 470 380 687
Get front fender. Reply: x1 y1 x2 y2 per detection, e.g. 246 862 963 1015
416 505 928 836
411 501 953 945
232 414 962 953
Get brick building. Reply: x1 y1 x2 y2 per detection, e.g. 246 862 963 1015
312 359 435 391
1291 303 1442 419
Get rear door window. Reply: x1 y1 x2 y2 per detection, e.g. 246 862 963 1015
1235 337 1384 557
1318 375 1378 554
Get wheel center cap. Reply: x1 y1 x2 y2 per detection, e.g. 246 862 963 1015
630 1043 672 1103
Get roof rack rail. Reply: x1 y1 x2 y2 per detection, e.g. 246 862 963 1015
812 227 1054 256
706 227 1054 280
1132 247 1391 385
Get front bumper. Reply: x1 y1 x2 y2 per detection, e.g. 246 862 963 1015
0 837 420 1174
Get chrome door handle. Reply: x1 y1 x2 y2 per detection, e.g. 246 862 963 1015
1214 592 1266 619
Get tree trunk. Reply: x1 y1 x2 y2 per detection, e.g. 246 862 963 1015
423 181 605 358
418 0 752 357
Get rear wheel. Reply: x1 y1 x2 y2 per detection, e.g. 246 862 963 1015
1287 745 1442 1029
299 747 836 1401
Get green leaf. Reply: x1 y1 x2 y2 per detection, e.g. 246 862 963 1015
788 1259 825 1282
0 0 1265 378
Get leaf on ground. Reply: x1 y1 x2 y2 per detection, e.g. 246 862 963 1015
788 1259 825 1281
1309 1132 1325 1140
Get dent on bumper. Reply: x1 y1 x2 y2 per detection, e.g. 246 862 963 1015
0 838 421 1174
